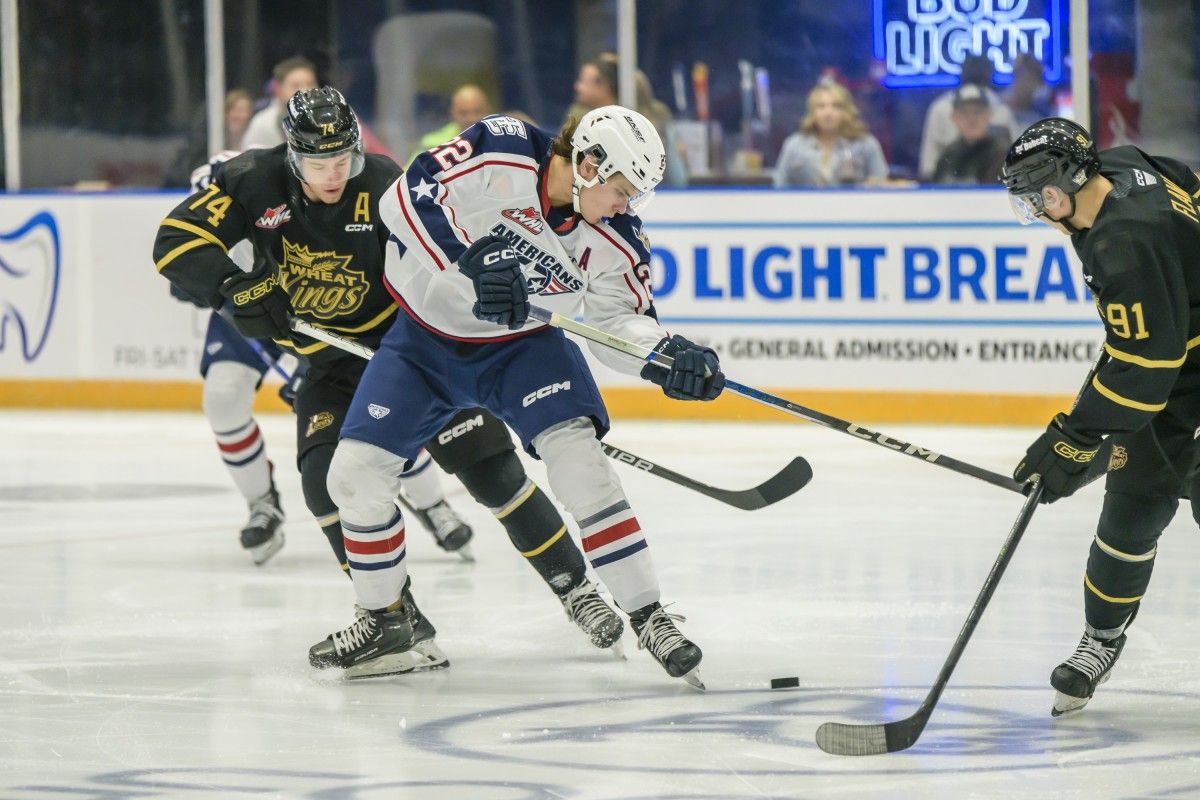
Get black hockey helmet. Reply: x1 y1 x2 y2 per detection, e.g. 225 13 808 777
1000 117 1100 225
283 86 365 180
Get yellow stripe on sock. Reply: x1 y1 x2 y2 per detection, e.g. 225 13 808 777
1094 535 1156 563
1084 572 1144 603
317 511 340 527
495 481 537 519
521 525 567 558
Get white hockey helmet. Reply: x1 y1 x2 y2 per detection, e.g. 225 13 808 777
570 105 666 214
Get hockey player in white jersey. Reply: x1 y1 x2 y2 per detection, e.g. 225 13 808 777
313 106 724 687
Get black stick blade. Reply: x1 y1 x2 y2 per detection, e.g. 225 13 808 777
750 457 814 507
814 721 889 756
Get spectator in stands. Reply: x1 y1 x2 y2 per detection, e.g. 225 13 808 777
407 84 493 165
930 84 1009 184
224 89 254 151
918 55 1018 180
773 79 888 187
1004 53 1054 129
568 53 688 186
242 56 318 149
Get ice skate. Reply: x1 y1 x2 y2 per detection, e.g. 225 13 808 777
1051 630 1126 717
240 486 284 566
629 602 704 690
309 586 447 679
408 499 475 562
560 579 625 659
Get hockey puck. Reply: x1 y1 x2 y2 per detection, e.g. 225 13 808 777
770 676 800 689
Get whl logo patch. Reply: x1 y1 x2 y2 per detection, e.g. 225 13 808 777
502 207 544 235
256 204 292 229
367 403 390 419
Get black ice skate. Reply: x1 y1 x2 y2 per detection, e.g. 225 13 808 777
1051 630 1127 717
308 587 447 680
629 602 704 690
560 579 625 658
240 485 284 566
408 499 475 562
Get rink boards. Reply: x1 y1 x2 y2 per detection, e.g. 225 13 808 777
0 187 1097 422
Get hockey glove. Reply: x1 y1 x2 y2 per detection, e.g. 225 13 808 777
169 281 209 308
457 235 529 330
1013 413 1102 503
218 270 293 341
641 335 726 401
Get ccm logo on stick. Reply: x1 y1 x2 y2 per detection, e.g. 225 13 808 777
522 381 571 407
437 414 484 444
846 424 942 461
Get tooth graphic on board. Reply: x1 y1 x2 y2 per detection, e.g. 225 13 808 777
0 211 62 363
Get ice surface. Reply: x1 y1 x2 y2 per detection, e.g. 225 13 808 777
2 411 1200 799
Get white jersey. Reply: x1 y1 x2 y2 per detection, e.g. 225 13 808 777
378 115 666 376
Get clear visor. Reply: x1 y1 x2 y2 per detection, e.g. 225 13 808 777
1008 191 1042 225
288 145 365 186
592 163 656 214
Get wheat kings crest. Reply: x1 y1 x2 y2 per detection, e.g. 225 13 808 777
279 237 368 320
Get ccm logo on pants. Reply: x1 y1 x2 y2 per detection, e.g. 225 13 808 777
437 414 485 444
523 381 571 407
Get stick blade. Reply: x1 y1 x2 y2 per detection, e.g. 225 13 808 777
816 714 926 756
814 721 890 756
754 457 813 506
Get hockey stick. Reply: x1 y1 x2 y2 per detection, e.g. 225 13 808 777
814 344 1109 755
288 317 811 509
526 306 1023 494
601 442 812 511
814 481 1044 755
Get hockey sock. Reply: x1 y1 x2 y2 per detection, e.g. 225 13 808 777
458 451 586 594
203 361 272 502
327 439 412 611
397 450 444 510
300 444 348 573
1083 492 1176 635
534 418 659 612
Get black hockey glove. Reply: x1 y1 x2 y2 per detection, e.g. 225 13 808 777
641 335 726 401
457 235 529 330
1013 413 1102 503
218 270 293 341
169 281 208 308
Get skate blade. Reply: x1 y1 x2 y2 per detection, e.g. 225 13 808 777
681 668 705 691
345 641 450 680
247 532 285 566
609 640 627 661
454 544 476 563
1051 691 1090 717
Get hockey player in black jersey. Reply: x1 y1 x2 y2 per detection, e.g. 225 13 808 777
153 88 623 676
1003 117 1200 716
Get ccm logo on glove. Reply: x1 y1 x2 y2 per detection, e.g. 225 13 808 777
1052 441 1099 462
231 274 278 306
483 248 517 266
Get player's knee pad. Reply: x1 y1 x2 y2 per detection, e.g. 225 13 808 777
1095 491 1177 555
326 438 408 525
300 444 337 516
532 417 624 519
456 450 528 508
201 361 261 431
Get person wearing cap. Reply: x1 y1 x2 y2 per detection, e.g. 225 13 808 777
931 83 1010 184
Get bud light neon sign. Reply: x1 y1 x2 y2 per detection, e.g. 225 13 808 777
874 0 1064 88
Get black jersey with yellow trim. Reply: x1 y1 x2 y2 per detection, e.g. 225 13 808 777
1065 146 1200 437
152 146 403 364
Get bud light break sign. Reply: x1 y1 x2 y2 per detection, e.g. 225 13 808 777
874 0 1065 88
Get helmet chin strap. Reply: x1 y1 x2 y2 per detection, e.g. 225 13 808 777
1046 192 1083 234
570 154 601 214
